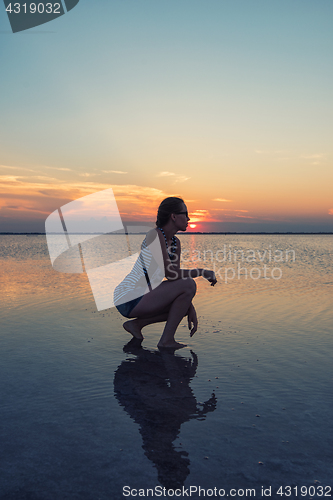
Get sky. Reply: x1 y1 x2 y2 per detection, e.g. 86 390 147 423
1 0 332 233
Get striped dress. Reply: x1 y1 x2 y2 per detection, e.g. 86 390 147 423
113 237 165 306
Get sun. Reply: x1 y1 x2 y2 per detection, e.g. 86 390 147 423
189 224 197 229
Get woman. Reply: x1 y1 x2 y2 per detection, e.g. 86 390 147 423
114 197 217 348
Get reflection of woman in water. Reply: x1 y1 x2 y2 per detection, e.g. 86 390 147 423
114 197 217 348
114 345 217 489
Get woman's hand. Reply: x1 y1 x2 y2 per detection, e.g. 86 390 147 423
187 304 198 337
203 270 217 286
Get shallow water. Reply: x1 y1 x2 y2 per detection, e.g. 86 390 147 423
0 234 332 499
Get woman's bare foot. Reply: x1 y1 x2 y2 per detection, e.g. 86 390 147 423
157 341 187 349
123 320 144 340
123 337 143 353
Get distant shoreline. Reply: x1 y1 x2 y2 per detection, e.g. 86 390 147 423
1 232 332 236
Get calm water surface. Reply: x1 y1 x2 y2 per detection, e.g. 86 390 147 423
0 235 332 499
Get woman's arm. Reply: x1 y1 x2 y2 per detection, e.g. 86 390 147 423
180 268 217 285
161 234 217 285
187 303 198 336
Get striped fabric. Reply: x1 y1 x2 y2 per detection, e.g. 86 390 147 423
113 237 164 306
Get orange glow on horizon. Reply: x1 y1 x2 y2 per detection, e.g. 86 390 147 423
1 169 332 230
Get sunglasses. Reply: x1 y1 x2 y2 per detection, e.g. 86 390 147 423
175 211 189 217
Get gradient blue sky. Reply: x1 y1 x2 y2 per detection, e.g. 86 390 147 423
1 0 332 232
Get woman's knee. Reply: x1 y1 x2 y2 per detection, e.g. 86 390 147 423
181 277 197 297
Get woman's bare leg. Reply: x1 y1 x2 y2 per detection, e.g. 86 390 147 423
124 278 196 347
157 281 196 348
123 312 169 340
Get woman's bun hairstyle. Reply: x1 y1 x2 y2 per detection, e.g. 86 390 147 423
156 197 184 227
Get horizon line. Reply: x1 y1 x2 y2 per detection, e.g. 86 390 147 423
1 232 333 236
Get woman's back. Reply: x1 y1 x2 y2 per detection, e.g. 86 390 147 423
114 232 164 306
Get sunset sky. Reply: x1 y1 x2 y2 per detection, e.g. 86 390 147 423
1 0 332 232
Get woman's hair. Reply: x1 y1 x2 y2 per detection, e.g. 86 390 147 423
156 197 184 227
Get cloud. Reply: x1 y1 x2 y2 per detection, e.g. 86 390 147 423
79 173 99 177
213 198 232 202
234 214 255 219
156 171 190 183
102 170 128 174
300 154 324 159
300 154 326 165
26 175 59 181
0 173 173 222
209 208 254 221
157 171 176 177
0 164 74 175
44 166 72 172
174 176 190 183
329 209 333 215
255 149 289 155
214 209 248 212
0 164 40 173
189 209 211 222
